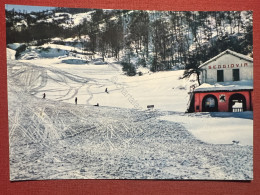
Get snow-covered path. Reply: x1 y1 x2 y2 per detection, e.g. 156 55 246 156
7 56 253 180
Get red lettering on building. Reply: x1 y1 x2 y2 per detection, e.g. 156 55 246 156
207 62 249 70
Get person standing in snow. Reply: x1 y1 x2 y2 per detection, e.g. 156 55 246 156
105 88 108 93
43 93 46 99
75 97 77 105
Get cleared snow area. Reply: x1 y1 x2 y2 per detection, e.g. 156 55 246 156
7 47 253 180
160 112 253 146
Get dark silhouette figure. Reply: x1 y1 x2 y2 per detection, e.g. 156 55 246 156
105 88 108 93
220 95 226 102
43 93 46 99
75 97 77 105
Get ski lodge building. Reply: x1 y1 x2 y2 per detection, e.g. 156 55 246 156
188 49 253 112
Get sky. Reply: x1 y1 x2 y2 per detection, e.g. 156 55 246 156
5 4 55 13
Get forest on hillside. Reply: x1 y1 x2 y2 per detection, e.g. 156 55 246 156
6 8 253 79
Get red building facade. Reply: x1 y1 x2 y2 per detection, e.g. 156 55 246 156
193 90 253 112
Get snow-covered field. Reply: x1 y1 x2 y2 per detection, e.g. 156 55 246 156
7 47 253 180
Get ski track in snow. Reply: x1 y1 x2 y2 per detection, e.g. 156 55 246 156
7 57 253 181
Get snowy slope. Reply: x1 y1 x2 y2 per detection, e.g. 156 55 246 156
7 46 253 181
8 87 253 180
8 47 253 146
9 42 195 112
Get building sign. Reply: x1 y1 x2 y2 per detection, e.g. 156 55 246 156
208 63 248 69
219 94 226 102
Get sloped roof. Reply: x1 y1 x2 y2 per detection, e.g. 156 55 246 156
199 49 253 69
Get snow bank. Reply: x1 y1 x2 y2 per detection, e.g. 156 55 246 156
20 51 40 60
8 43 24 50
17 43 88 60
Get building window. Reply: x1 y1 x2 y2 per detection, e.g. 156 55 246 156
200 70 206 84
217 70 224 82
233 69 240 81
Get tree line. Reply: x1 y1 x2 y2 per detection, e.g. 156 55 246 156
6 9 253 80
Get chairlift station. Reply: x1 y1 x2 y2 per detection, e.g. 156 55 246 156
188 49 253 112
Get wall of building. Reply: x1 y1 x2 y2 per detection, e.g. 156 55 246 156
200 54 253 83
194 90 253 112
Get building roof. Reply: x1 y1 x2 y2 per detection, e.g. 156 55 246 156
194 80 253 93
198 49 253 69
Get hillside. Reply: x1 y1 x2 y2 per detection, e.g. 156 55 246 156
6 8 253 79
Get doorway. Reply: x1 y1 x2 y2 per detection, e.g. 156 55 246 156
202 95 218 112
228 93 246 112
